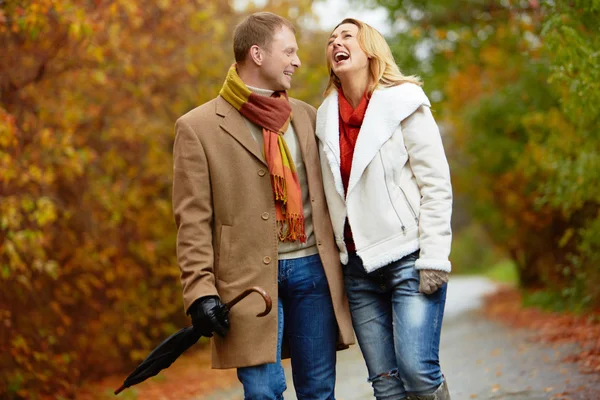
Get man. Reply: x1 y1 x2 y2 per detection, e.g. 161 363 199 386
172 12 354 399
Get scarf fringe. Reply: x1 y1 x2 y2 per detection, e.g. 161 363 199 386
219 64 306 243
272 175 287 202
278 216 307 243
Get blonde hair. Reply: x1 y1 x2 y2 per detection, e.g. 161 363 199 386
324 18 422 97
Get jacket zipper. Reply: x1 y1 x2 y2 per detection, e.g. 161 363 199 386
399 185 418 223
380 154 406 232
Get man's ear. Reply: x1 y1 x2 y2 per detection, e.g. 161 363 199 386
249 45 263 66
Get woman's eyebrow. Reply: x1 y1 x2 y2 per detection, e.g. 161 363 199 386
329 30 351 39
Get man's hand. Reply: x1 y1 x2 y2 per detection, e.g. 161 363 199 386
188 296 230 337
418 270 449 295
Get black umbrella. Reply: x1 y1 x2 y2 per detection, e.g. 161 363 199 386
114 286 272 395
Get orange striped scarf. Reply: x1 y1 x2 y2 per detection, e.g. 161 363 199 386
219 65 306 243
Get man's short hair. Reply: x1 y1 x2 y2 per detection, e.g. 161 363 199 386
233 12 296 64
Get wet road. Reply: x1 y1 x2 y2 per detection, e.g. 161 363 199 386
202 277 600 399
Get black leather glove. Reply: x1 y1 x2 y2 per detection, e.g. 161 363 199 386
187 296 229 337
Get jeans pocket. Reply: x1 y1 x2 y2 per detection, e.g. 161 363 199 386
382 255 421 294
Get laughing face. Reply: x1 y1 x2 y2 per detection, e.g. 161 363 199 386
257 25 301 91
327 23 369 79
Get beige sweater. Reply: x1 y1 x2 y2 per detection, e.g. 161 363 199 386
243 86 318 260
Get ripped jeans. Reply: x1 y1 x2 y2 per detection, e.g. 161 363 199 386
344 252 446 400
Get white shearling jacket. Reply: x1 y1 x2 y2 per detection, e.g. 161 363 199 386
316 83 453 273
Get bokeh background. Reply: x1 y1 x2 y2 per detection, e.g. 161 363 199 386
1 0 598 397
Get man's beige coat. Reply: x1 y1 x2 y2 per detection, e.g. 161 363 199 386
172 95 354 369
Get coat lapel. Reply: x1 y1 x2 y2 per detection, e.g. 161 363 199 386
316 91 345 200
290 100 311 162
217 96 266 165
290 99 314 164
316 84 431 198
346 89 400 196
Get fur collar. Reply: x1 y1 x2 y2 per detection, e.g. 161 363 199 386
316 83 430 199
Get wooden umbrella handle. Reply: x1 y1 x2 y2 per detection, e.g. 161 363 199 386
224 286 272 317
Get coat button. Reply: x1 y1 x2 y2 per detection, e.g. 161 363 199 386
258 169 266 177
261 212 269 220
263 256 271 264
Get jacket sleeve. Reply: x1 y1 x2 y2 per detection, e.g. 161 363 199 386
172 118 219 312
401 105 453 272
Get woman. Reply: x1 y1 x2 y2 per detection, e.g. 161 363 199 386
316 19 452 400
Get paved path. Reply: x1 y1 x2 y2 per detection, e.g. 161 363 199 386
202 277 600 399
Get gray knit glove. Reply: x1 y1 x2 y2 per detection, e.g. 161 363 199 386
419 270 449 294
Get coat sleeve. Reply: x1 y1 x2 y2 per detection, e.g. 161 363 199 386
401 105 453 272
172 118 219 312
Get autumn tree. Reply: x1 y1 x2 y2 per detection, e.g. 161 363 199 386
368 0 599 307
1 0 325 397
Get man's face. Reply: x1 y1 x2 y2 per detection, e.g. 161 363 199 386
258 25 301 91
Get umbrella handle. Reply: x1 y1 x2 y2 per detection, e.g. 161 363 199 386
115 384 126 395
225 286 272 317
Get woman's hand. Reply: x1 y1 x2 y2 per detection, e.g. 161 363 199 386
419 270 449 294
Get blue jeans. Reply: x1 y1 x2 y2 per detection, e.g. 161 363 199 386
237 254 338 399
344 252 446 400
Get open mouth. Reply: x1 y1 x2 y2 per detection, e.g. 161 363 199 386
284 71 293 78
334 51 350 63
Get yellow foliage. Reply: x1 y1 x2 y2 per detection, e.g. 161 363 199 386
1 0 327 397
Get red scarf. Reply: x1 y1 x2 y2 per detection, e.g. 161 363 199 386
339 89 369 251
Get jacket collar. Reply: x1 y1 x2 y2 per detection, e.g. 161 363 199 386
216 96 310 166
316 83 430 198
217 96 264 164
289 99 312 161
